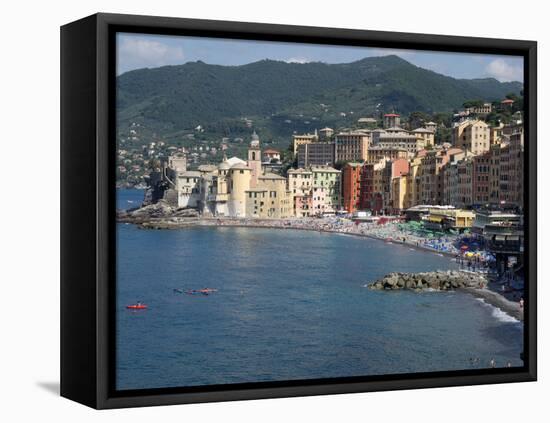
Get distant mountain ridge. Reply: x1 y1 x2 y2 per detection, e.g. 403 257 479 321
116 55 522 140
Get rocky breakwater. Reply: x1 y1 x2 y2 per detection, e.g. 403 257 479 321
117 200 200 229
368 270 487 291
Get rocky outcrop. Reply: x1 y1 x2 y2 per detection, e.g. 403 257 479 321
368 270 487 291
117 200 199 225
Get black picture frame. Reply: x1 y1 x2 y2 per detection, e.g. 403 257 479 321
61 12 537 409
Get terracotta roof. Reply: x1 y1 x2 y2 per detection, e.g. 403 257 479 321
384 113 400 117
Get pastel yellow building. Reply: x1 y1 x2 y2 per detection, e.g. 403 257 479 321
245 188 269 218
391 175 409 212
426 208 475 230
246 173 292 218
452 120 490 155
292 133 318 155
406 157 422 208
412 127 435 148
227 163 251 217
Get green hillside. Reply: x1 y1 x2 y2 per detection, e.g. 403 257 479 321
116 55 522 145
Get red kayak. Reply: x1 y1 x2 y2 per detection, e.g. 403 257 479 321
126 304 147 310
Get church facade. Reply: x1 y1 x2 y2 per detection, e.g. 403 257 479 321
167 131 292 218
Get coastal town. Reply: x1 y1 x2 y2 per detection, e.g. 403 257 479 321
118 97 525 317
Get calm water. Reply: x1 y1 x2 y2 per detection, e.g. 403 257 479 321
116 190 523 390
117 188 145 210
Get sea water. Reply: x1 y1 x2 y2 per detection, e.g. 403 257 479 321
115 190 523 390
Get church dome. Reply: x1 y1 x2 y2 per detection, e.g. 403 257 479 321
251 130 259 141
218 161 230 170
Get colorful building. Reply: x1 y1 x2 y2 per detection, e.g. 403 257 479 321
342 162 363 213
246 172 292 218
334 131 370 163
297 142 335 168
360 160 385 213
262 148 281 163
452 119 490 155
311 165 341 214
383 113 401 128
472 152 491 205
292 132 318 154
367 146 408 163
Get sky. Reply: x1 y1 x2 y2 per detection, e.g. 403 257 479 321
117 33 524 82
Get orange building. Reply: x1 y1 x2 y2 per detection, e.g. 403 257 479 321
342 162 363 213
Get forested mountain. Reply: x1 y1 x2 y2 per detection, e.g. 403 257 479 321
116 55 522 142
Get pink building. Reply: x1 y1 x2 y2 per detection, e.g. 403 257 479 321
311 187 327 216
294 194 312 217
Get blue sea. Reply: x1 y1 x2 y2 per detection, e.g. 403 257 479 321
116 189 523 390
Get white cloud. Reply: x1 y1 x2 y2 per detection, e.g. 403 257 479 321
117 37 185 74
485 59 523 82
367 48 416 58
285 57 311 64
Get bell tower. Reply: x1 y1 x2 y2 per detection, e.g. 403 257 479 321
247 130 262 188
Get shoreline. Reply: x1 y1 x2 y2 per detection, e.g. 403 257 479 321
461 287 524 322
204 220 458 257
120 216 522 322
131 217 459 257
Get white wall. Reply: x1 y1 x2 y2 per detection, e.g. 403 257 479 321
1 1 546 422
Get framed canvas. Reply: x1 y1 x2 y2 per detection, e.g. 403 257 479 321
60 13 537 409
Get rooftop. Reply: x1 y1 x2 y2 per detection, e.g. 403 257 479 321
260 172 286 180
178 171 201 177
226 156 247 166
288 168 313 174
310 166 340 173
198 164 218 172
412 127 435 133
368 146 408 151
230 163 251 170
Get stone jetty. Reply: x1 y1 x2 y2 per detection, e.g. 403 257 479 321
368 270 487 291
117 200 199 227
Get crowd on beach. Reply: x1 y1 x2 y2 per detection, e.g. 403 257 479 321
208 216 477 258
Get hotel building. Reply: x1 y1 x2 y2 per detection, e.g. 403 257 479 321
334 131 370 163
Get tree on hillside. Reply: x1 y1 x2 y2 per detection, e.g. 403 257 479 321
432 112 452 127
505 92 519 101
408 111 430 129
462 99 485 109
